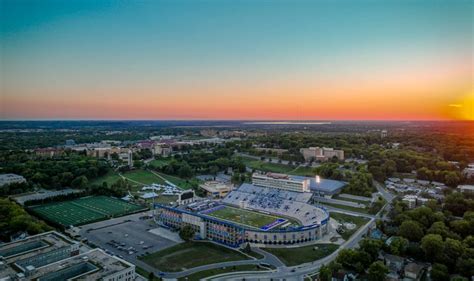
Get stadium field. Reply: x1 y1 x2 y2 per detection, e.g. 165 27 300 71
30 196 146 226
206 205 284 229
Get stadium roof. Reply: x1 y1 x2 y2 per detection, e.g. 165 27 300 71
290 175 347 193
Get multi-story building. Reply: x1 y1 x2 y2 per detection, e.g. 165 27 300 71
26 249 135 281
0 174 26 187
252 173 310 192
300 147 344 162
199 181 234 198
0 231 80 280
153 144 172 157
0 232 136 281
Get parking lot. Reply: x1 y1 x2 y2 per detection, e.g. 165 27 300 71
79 211 182 266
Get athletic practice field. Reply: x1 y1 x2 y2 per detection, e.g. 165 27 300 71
206 205 287 229
30 196 146 226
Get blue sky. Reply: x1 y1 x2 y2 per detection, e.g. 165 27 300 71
1 0 472 120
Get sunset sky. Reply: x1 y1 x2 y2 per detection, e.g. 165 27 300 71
1 0 472 120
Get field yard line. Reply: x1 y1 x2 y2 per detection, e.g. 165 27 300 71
69 201 109 217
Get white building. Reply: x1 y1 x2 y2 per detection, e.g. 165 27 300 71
458 185 474 195
199 181 234 198
300 147 344 162
0 174 26 187
252 172 310 193
463 164 474 179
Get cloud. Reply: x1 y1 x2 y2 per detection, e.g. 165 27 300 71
448 104 462 108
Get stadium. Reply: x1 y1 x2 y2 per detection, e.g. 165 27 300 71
155 173 345 248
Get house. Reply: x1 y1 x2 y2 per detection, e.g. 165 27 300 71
383 254 405 274
331 270 357 281
404 262 425 280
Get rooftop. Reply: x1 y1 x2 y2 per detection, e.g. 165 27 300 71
28 249 134 280
0 231 78 264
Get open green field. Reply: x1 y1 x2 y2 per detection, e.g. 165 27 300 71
139 241 250 272
263 244 339 266
122 169 165 185
30 196 146 226
207 206 283 228
332 194 370 205
321 202 369 214
241 158 294 173
178 264 268 280
157 172 197 190
287 166 316 176
148 158 171 169
90 171 122 186
330 212 370 240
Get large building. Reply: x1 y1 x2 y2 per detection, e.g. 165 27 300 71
0 231 80 280
26 249 135 281
155 173 333 248
0 174 26 187
252 172 346 196
300 147 344 162
199 181 234 198
0 232 136 281
252 173 310 192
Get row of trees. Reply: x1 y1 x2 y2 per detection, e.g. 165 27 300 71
319 239 389 281
0 199 51 241
378 193 474 279
1 150 110 190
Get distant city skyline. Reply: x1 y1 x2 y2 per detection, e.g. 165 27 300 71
1 0 472 120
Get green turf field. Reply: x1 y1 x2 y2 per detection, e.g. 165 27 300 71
140 241 250 272
30 196 146 226
207 206 283 228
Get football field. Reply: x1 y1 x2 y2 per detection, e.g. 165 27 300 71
206 205 285 229
30 196 146 226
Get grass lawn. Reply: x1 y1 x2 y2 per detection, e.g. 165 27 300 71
149 158 171 169
240 157 294 173
287 166 316 176
321 202 369 214
263 244 339 266
90 171 122 186
157 172 198 190
207 206 283 229
178 264 268 280
122 169 166 185
139 241 250 272
330 212 370 240
331 194 370 205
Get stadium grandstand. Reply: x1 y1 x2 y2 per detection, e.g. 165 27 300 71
154 172 341 248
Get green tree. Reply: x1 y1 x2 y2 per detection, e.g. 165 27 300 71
421 234 444 262
179 225 195 241
367 261 389 281
431 263 449 281
71 175 88 189
318 264 332 281
399 220 424 241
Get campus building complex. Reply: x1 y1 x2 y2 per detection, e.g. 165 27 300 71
300 147 344 162
0 231 135 281
155 173 342 248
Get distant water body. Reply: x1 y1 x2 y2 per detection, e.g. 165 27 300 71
244 121 332 125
